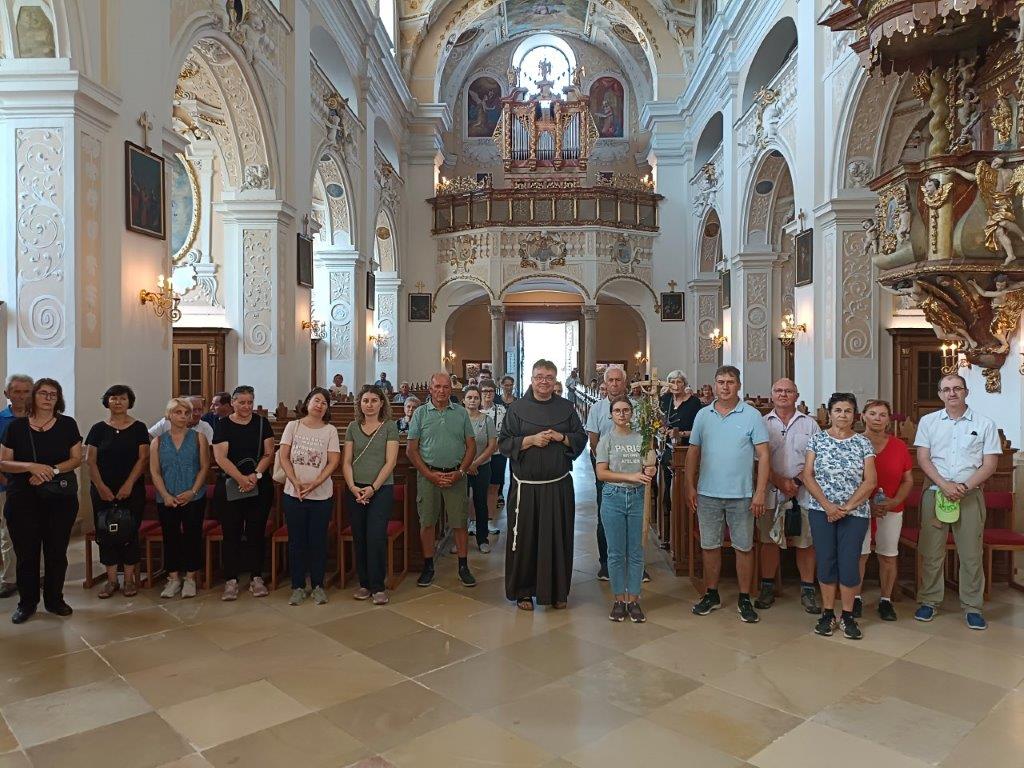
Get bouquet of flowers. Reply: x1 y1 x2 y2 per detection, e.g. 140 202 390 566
633 380 665 463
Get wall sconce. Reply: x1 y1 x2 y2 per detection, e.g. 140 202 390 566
634 350 648 366
710 328 728 349
369 327 389 349
139 274 181 322
778 313 807 346
301 319 325 339
940 341 969 375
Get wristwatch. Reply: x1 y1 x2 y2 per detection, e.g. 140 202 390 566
52 465 60 474
255 472 263 480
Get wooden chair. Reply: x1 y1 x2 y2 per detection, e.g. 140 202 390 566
83 485 161 589
981 490 1023 599
142 483 217 588
338 483 409 589
201 491 279 589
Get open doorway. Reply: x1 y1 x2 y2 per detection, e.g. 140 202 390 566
518 320 579 388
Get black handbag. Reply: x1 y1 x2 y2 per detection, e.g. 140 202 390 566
28 427 78 498
96 503 136 547
784 498 803 538
224 420 264 501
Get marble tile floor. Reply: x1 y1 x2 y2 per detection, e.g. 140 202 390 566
1 456 1024 767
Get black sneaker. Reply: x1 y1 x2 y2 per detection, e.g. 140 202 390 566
44 600 72 617
692 592 721 615
597 565 610 581
416 565 435 587
609 600 627 622
753 584 775 609
852 596 863 619
458 565 477 587
626 601 647 623
800 589 822 615
814 612 836 636
878 599 898 622
840 615 863 640
737 598 760 624
642 570 651 583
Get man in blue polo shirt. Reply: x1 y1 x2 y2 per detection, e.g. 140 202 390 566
0 374 32 598
685 365 769 623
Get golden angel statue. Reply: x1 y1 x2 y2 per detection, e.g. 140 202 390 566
951 158 1024 265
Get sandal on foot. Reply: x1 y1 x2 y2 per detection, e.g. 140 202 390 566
516 598 534 611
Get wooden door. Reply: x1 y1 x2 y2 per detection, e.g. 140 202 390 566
889 328 944 422
172 328 227 405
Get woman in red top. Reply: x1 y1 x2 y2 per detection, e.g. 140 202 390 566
860 400 913 621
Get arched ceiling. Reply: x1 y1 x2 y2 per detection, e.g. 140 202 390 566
401 0 693 102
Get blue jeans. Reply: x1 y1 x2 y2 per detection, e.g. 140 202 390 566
601 484 645 596
282 495 333 589
467 464 491 545
807 509 870 588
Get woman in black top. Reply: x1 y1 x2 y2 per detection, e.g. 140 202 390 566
0 378 83 625
212 385 275 601
85 385 150 599
659 371 703 481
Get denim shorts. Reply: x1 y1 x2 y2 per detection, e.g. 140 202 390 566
697 495 754 552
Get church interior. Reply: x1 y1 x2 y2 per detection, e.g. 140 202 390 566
1 0 1024 765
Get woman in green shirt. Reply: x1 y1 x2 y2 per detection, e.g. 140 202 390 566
342 385 400 605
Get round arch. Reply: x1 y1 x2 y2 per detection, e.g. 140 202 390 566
169 21 278 195
595 275 659 311
499 274 591 302
311 144 356 249
311 24 359 105
374 208 398 272
694 112 724 168
695 207 723 275
740 17 797 112
739 146 796 247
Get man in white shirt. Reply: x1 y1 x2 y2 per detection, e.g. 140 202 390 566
754 379 821 614
150 396 214 443
914 374 1001 630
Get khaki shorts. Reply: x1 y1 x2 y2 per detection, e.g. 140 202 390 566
756 503 814 549
416 474 468 529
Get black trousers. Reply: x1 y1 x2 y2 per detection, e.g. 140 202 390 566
468 465 491 545
216 479 272 580
158 498 206 574
5 488 78 611
346 484 393 593
91 484 145 567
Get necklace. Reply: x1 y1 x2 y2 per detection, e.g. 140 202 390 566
29 416 55 432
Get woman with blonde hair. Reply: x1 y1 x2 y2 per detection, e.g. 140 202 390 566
151 397 209 599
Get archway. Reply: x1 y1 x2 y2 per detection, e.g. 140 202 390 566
741 17 798 112
373 208 400 386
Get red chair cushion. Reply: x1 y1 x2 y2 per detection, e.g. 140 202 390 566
272 524 288 539
341 520 405 537
984 491 1014 512
139 520 161 537
904 487 924 511
393 485 405 503
983 528 1024 546
205 523 223 538
202 519 219 533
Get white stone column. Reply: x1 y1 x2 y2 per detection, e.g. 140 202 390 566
810 198 880 407
374 270 401 385
314 246 363 394
218 199 298 410
731 250 778 397
582 304 599 382
689 278 721 387
489 304 505 376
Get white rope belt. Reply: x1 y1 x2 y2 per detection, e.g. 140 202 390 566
510 472 570 552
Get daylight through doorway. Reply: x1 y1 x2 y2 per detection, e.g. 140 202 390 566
519 320 579 388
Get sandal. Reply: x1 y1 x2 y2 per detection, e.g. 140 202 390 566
123 574 138 597
97 580 119 599
516 598 534 611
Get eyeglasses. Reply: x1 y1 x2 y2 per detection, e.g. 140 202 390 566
532 375 556 383
37 391 59 400
611 408 632 415
939 386 966 394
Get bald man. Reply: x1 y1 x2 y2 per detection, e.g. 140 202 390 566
755 378 821 614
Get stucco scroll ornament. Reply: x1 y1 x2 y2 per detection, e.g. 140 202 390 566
518 233 567 271
447 236 477 273
693 162 717 217
752 86 779 150
847 160 873 188
224 1 276 65
921 177 953 254
950 158 1024 265
612 237 639 274
242 163 270 190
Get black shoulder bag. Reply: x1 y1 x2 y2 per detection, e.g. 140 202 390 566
225 419 263 501
27 425 78 499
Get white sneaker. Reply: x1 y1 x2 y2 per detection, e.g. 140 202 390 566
288 588 306 606
181 578 197 599
311 586 328 605
160 578 182 599
479 541 492 554
222 578 239 601
468 520 477 535
249 576 269 597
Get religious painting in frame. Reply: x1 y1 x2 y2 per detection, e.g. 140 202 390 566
660 292 684 322
408 292 432 322
467 76 502 138
721 269 731 309
366 270 375 311
590 76 625 138
795 228 814 286
296 234 313 288
125 141 166 240
170 153 199 261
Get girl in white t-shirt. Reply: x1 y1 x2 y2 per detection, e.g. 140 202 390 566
279 387 341 606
